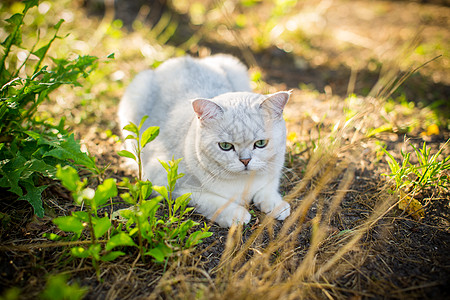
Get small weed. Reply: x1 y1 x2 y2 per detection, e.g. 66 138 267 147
0 273 87 300
52 165 132 279
118 116 212 262
40 274 87 300
49 115 212 279
0 0 101 217
382 140 449 219
382 140 449 192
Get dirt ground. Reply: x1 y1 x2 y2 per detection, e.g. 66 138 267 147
0 0 449 299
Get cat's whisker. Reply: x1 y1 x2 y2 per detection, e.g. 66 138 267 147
200 167 229 188
280 166 298 178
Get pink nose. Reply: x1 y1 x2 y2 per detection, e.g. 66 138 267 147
240 158 251 166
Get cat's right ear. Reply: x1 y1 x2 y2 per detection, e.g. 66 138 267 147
260 91 291 119
192 99 224 121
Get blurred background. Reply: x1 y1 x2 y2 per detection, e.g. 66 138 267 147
1 0 448 107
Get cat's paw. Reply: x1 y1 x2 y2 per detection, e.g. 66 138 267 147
268 200 290 220
214 204 251 228
255 193 291 221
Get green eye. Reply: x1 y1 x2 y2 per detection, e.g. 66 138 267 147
218 142 234 151
254 139 268 149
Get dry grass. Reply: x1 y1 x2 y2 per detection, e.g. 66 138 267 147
142 93 400 300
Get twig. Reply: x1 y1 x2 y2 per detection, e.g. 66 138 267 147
0 240 107 252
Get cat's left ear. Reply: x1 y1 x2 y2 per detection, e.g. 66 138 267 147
192 98 224 121
260 91 291 118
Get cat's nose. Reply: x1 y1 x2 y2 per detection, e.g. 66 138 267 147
239 158 251 166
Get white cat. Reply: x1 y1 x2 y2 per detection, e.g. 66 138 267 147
118 54 290 227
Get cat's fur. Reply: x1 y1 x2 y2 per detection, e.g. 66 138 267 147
118 55 290 227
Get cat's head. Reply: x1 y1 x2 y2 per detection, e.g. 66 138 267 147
191 91 290 177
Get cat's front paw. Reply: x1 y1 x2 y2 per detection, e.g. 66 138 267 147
269 200 290 220
255 192 291 221
214 204 251 228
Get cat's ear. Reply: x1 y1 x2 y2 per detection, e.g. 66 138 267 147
260 91 291 118
192 98 224 121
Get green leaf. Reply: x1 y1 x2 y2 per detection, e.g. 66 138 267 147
139 180 153 200
42 232 64 241
24 130 41 140
119 208 136 220
92 178 117 209
40 273 87 300
5 13 23 27
117 150 136 160
72 211 89 222
56 165 80 192
185 230 213 248
152 185 168 201
0 155 27 196
105 232 136 251
71 246 90 258
43 134 96 171
88 243 101 261
174 193 191 213
141 126 159 148
101 251 125 262
53 216 84 236
18 182 46 218
123 123 138 136
28 158 57 178
128 227 139 237
145 243 172 262
33 44 51 60
54 19 64 30
145 248 165 262
183 207 194 215
120 192 136 205
158 160 170 173
1 15 23 56
23 0 39 12
138 115 149 131
139 198 161 216
93 216 111 238
124 134 136 141
107 53 115 59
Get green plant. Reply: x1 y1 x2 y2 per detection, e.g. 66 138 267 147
0 0 100 217
117 115 159 187
40 274 87 300
382 140 449 192
0 273 87 300
53 165 135 278
118 116 212 262
50 115 212 278
410 141 450 190
381 140 449 219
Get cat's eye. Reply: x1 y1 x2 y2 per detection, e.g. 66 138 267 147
254 139 268 149
218 142 234 151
